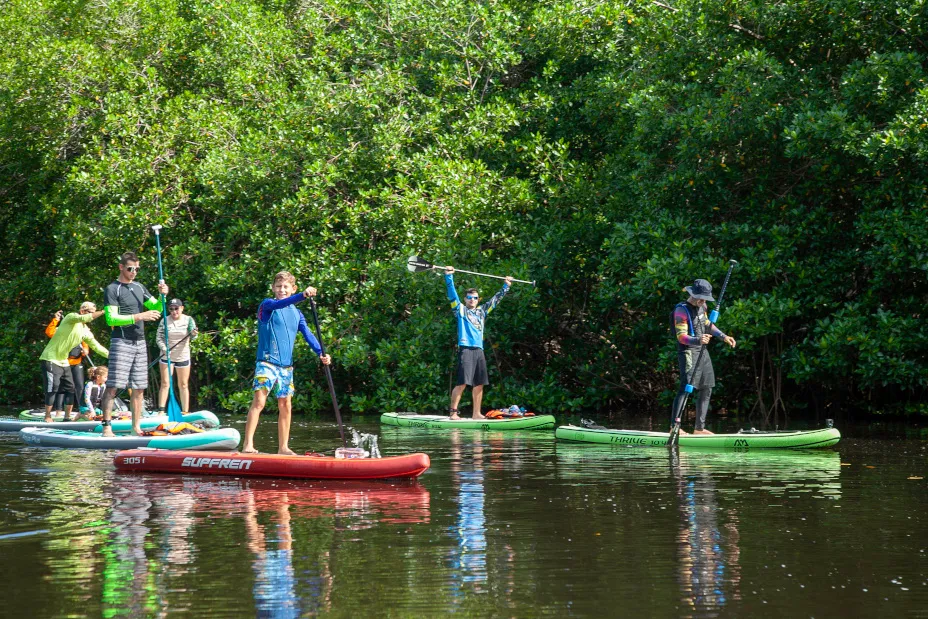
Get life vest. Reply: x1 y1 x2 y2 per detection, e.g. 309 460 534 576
67 342 89 366
671 302 706 352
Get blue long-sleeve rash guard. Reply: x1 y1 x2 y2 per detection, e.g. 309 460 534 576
445 273 509 349
255 292 322 366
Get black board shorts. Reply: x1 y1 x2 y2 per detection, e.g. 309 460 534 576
456 347 489 387
677 349 715 391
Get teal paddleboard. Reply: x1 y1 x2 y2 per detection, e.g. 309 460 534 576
19 427 241 451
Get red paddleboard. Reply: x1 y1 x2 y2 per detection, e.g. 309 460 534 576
114 449 430 480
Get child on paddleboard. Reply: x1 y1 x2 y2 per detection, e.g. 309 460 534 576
242 271 331 455
80 366 108 418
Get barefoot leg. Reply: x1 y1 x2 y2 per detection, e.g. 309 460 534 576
242 389 268 453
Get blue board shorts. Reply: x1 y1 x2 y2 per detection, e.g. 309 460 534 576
253 361 295 398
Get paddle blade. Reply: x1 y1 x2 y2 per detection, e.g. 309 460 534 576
406 255 434 273
166 388 184 423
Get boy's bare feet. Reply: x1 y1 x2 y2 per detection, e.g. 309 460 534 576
693 429 714 435
242 446 259 454
472 413 485 420
278 448 297 456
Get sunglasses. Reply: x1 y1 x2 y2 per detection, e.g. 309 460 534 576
125 266 141 273
465 295 479 300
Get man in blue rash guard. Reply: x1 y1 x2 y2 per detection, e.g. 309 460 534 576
242 271 331 455
444 266 513 420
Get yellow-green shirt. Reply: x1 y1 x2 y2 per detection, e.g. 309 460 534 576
39 312 108 367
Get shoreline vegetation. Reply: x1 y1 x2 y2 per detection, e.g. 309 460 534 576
1 0 925 417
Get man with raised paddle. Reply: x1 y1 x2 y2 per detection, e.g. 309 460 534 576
444 266 513 420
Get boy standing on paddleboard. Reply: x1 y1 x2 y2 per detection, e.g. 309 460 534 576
670 279 736 434
444 266 513 420
242 271 331 455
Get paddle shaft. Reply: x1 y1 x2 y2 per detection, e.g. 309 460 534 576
669 260 737 446
434 265 534 286
308 296 347 447
152 225 182 422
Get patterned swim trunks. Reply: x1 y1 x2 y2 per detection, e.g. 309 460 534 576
252 361 295 398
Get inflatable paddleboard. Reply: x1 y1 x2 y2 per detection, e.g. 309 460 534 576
1 411 220 433
114 449 431 480
380 412 555 431
19 427 241 451
555 425 841 449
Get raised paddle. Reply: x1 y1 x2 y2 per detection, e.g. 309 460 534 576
307 296 347 447
407 255 535 287
152 225 183 424
668 259 738 447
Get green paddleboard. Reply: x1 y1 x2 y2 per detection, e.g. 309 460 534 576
380 412 556 431
554 425 841 450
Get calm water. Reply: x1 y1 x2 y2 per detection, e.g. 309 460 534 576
1 412 926 618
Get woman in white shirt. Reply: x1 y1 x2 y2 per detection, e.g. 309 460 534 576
156 298 198 413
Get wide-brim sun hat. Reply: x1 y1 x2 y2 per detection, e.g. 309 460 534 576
684 279 715 301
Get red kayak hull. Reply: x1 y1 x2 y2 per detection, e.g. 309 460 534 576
114 449 431 480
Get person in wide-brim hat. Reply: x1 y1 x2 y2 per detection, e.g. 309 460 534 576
669 278 736 435
684 278 715 302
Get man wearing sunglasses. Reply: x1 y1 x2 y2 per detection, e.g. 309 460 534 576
444 266 513 420
98 251 169 436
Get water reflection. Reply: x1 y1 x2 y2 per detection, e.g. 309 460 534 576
103 476 159 617
100 474 431 617
447 430 488 592
244 491 303 618
671 449 742 613
158 476 432 528
555 444 843 615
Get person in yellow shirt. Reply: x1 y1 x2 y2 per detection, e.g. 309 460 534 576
39 302 108 422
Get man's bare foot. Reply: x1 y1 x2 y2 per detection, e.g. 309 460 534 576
242 446 259 454
449 409 461 420
278 448 297 456
677 429 689 435
43 416 53 424
132 427 144 436
101 428 116 438
693 429 714 435
472 413 485 420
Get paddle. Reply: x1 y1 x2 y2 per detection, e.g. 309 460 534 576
407 255 535 287
307 296 347 447
152 225 183 423
668 259 738 447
